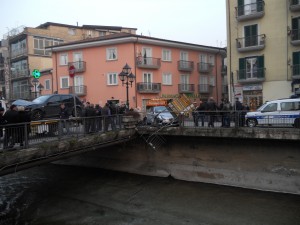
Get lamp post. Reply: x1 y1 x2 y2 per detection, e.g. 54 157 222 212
32 78 39 98
28 84 34 100
37 83 44 96
118 63 135 110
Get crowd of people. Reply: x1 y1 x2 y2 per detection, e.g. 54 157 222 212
0 104 31 149
192 97 250 128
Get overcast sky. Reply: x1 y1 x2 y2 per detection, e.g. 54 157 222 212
0 0 227 47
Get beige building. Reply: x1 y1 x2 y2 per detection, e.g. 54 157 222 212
226 0 300 110
1 22 136 100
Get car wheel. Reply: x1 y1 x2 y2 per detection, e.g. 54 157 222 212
247 119 257 127
31 110 43 121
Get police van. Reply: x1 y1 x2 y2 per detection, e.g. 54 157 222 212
245 98 300 128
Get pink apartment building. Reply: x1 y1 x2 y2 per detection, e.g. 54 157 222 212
42 33 226 109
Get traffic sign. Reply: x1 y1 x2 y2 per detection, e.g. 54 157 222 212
69 65 75 78
32 69 41 79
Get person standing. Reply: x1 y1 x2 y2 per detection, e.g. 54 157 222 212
206 97 218 127
0 107 6 139
3 105 19 149
197 100 206 127
192 102 199 127
221 99 232 128
59 103 70 135
234 98 244 127
102 103 111 132
95 104 102 132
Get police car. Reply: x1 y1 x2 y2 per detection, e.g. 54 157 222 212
245 98 300 128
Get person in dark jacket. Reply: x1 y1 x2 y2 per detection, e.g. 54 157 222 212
196 100 206 127
59 103 70 135
206 97 218 127
0 107 6 138
3 104 19 149
102 103 111 132
95 104 102 132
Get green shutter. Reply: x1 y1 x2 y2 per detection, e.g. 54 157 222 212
238 0 244 6
239 58 246 80
293 52 300 65
238 0 244 16
257 56 264 79
251 24 258 36
292 17 299 30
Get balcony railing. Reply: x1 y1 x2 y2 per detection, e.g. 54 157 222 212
68 61 86 73
291 29 300 46
290 0 300 11
237 67 265 83
136 57 161 69
11 69 29 80
178 84 195 93
197 62 213 73
177 60 194 71
69 85 87 96
11 48 28 59
235 1 265 21
198 84 211 94
292 64 300 79
137 82 161 93
236 34 266 52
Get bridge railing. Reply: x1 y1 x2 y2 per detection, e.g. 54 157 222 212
0 114 131 151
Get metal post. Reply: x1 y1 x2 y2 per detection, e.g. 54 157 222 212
126 81 129 110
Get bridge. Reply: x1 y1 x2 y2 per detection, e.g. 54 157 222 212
1 114 300 194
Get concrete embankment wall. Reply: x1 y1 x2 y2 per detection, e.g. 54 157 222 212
56 136 300 195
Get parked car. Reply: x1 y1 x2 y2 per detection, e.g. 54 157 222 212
145 106 178 126
245 98 300 128
12 94 83 120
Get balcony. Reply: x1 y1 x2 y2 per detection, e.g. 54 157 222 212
237 68 265 83
222 85 229 94
290 0 300 11
235 1 265 22
137 82 161 93
69 85 87 96
221 65 227 76
292 64 300 79
136 57 161 69
197 62 213 73
198 84 211 94
11 48 28 59
68 61 86 73
236 34 266 52
11 69 29 80
178 84 195 93
291 29 300 46
177 60 194 72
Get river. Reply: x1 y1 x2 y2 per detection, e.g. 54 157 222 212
1 164 300 225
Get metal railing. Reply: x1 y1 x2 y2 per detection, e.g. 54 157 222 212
68 61 86 73
291 29 300 41
177 60 194 71
0 115 133 151
11 69 30 80
137 82 161 93
236 34 266 49
198 84 211 93
197 62 213 73
292 64 300 78
69 85 87 96
237 67 265 82
136 57 161 69
178 84 195 93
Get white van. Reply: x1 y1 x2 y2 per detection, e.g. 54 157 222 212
245 98 300 128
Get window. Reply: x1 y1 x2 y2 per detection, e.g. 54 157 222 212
45 79 51 90
99 31 106 36
209 55 215 66
239 56 264 79
209 76 215 86
60 76 69 89
34 37 63 56
162 73 172 85
263 103 277 112
107 73 118 85
106 48 117 60
68 28 76 35
162 49 171 61
60 53 68 65
292 51 300 76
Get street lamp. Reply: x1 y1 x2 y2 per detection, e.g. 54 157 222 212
28 84 34 100
118 63 135 110
32 78 39 98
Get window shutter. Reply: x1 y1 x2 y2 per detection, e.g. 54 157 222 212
239 58 245 80
293 52 300 65
238 0 244 16
292 18 299 30
239 58 245 70
238 0 244 6
257 56 264 68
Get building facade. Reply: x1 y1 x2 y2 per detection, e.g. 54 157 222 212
226 0 300 110
1 22 136 101
44 33 226 110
